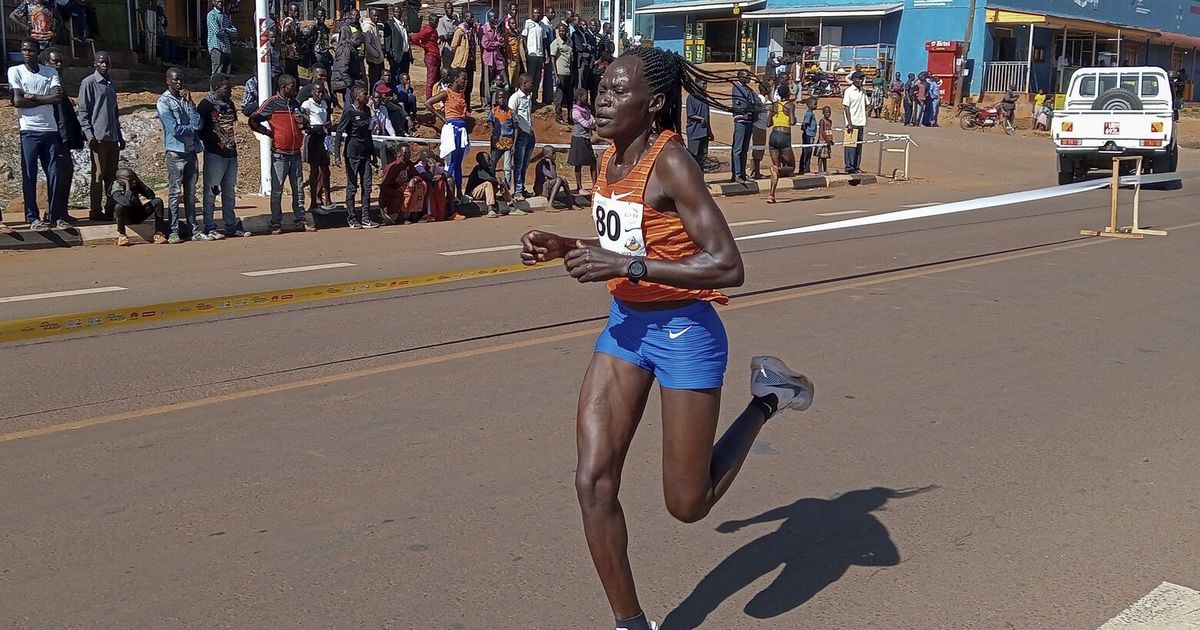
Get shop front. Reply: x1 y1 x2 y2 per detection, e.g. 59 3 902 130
636 0 764 61
742 3 900 77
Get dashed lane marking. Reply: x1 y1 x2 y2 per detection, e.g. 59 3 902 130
439 245 524 256
241 263 357 277
0 263 552 344
0 286 127 304
815 210 869 217
728 219 776 227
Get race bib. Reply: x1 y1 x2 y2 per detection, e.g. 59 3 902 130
592 191 646 257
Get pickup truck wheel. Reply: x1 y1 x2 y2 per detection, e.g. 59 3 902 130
1150 144 1182 189
1091 88 1143 111
1057 155 1077 185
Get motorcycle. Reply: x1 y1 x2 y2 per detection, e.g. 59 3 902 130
958 102 1015 135
805 73 842 98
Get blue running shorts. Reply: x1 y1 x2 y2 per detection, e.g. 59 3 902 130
594 298 729 390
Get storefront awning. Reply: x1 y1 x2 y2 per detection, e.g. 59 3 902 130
637 0 765 15
985 7 1157 40
740 3 901 20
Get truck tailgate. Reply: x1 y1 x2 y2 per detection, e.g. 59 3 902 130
1054 112 1173 150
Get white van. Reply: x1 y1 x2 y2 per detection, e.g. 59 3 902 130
1052 66 1178 185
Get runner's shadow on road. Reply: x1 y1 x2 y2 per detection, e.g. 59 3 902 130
660 485 938 630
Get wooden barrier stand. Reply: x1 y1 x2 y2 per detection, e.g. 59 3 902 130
1080 156 1168 239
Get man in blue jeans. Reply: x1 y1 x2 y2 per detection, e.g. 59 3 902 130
508 73 536 200
197 72 250 238
7 38 64 231
156 66 201 243
730 69 755 185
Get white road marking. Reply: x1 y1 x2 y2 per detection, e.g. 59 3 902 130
1097 582 1200 629
438 244 524 256
241 263 357 277
0 286 127 304
736 172 1181 242
900 202 941 208
815 210 869 217
728 219 776 227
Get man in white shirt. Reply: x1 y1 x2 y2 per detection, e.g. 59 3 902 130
508 73 535 198
522 7 545 105
7 38 65 231
841 70 868 174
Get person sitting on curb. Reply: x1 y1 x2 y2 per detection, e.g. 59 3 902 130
466 151 512 218
534 145 573 211
379 142 428 224
109 168 166 246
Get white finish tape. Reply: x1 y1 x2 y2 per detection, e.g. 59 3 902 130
736 172 1186 241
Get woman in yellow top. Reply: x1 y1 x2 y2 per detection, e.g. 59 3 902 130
766 84 796 204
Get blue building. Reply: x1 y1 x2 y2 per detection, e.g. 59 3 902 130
633 0 1200 98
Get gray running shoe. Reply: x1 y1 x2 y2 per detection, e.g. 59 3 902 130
53 219 71 230
509 208 528 216
361 219 380 229
167 232 182 244
30 219 50 231
207 230 226 241
348 220 362 229
191 232 211 242
750 355 814 414
229 229 252 237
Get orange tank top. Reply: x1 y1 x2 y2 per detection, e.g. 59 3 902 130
444 88 467 119
592 130 729 305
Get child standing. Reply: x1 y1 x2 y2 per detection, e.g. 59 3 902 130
488 86 516 189
816 105 834 175
568 92 597 196
301 81 332 211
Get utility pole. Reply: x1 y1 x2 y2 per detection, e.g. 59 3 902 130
954 0 977 105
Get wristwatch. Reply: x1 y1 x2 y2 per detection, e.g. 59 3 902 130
626 257 647 284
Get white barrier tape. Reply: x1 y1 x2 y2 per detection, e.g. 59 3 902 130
327 131 594 151
736 172 1186 241
707 137 900 152
326 131 908 153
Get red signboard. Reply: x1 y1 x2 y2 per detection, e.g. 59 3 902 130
925 40 962 52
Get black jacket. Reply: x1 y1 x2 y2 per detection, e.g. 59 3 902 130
56 91 84 151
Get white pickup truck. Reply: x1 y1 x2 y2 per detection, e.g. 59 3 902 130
1052 66 1179 185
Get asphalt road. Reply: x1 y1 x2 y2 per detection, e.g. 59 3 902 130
1 130 1198 629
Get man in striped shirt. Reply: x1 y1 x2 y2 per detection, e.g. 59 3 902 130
249 75 315 234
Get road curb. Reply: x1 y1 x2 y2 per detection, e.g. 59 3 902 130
708 173 878 197
0 196 557 249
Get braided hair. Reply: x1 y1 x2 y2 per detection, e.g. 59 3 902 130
620 46 758 133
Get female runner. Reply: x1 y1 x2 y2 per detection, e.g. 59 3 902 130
766 84 797 204
520 46 814 630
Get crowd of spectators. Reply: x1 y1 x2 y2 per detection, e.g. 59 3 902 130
3 1 622 243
